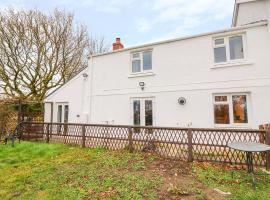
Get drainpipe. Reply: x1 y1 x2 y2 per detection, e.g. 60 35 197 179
81 72 88 123
88 54 94 123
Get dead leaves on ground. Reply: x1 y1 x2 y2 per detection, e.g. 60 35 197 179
87 187 118 199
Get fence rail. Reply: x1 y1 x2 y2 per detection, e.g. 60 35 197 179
20 122 270 168
260 124 270 130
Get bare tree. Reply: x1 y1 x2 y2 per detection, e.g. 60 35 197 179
89 35 109 55
0 8 108 101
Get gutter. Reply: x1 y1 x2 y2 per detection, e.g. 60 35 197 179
44 67 88 100
88 20 268 59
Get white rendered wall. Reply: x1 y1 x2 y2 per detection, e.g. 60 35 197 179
44 23 270 129
44 68 90 123
89 24 270 129
236 0 270 26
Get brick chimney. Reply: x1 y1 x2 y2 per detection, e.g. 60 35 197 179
112 38 124 51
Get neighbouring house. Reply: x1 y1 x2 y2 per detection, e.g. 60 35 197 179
44 0 270 129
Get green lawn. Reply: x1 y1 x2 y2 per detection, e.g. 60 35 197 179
0 141 270 200
0 142 161 200
193 162 270 200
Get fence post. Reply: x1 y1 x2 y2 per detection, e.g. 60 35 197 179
18 122 22 143
187 128 193 162
50 121 53 139
265 130 270 170
46 124 50 143
128 127 134 153
82 125 86 148
27 123 30 141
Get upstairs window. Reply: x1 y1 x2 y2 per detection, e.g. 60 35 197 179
229 36 244 60
213 35 244 64
214 38 227 63
132 53 141 73
131 51 152 73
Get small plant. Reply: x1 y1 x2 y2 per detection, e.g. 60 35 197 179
167 183 191 196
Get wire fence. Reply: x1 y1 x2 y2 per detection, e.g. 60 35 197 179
20 122 270 168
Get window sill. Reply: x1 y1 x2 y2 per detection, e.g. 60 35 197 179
128 72 156 78
214 124 251 129
211 60 253 69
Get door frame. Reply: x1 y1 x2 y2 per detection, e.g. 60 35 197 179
56 103 69 135
130 97 155 126
56 103 69 123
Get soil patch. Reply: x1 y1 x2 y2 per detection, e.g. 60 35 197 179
144 155 227 200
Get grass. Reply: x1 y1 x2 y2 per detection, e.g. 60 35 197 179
1 141 270 200
193 162 270 200
0 142 161 200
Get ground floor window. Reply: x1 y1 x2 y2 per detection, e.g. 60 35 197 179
57 105 63 123
213 94 249 126
56 103 69 134
132 98 154 126
57 103 69 123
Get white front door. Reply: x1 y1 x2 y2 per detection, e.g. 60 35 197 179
132 98 154 126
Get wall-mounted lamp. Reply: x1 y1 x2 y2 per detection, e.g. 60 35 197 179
139 82 145 90
82 73 88 78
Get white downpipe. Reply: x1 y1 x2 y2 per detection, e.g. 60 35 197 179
88 55 94 123
81 73 88 123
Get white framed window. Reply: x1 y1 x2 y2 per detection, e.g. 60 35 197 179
213 93 250 127
56 103 69 134
131 50 152 73
213 34 245 64
56 103 69 123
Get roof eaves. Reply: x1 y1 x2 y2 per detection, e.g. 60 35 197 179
44 66 88 100
88 20 268 59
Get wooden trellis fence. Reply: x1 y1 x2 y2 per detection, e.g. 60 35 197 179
0 99 44 136
20 122 270 169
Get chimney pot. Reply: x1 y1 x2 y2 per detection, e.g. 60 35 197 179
113 37 124 51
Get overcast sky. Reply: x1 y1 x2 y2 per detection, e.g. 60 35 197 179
0 0 235 48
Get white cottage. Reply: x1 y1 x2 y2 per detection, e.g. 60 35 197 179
44 0 270 129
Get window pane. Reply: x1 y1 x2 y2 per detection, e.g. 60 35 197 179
132 53 140 59
232 95 248 123
145 100 153 126
229 36 244 60
143 51 152 70
133 100 140 126
214 104 230 124
214 47 227 63
132 60 141 73
215 38 224 45
64 105 69 123
215 96 228 102
57 105 62 123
